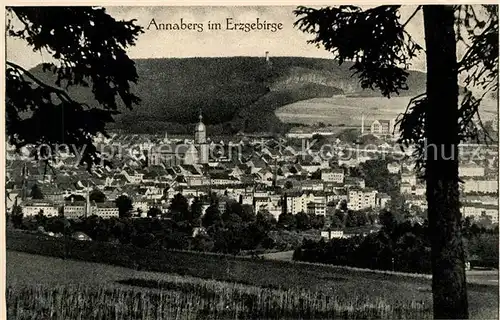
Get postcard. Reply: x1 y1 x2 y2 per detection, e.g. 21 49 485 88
4 4 499 319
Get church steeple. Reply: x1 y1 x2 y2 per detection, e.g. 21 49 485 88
194 108 209 164
195 108 206 142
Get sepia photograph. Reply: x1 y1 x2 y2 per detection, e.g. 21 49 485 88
4 4 499 319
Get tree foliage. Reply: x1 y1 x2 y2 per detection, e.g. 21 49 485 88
30 184 44 199
169 193 190 222
89 189 106 203
115 195 133 218
11 205 24 228
147 207 162 218
190 197 204 225
294 5 422 97
202 205 222 229
396 6 498 174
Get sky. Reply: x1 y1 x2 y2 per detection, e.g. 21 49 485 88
6 5 429 71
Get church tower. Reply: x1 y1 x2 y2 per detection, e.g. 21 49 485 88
195 110 209 164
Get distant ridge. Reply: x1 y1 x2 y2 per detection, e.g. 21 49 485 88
29 56 428 135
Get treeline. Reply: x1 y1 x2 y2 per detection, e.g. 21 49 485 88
326 202 379 229
9 193 326 254
293 211 499 273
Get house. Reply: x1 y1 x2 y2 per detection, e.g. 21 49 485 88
256 168 274 185
121 169 144 184
459 162 485 177
321 230 344 240
286 128 315 139
321 168 344 183
254 196 272 214
148 143 187 167
412 184 426 196
63 201 88 219
6 190 20 211
245 155 267 173
461 178 498 194
387 162 401 174
323 182 345 193
241 192 255 206
300 180 324 191
108 173 129 187
139 184 165 200
94 201 120 219
401 173 417 186
185 175 210 187
463 195 498 205
400 183 426 196
370 119 394 136
301 163 323 173
281 146 298 160
21 200 59 217
229 165 246 178
307 201 327 216
404 195 427 210
103 187 122 201
286 192 327 215
376 193 391 208
347 188 377 211
134 200 151 214
42 188 65 204
344 177 365 189
267 195 283 219
321 229 364 239
400 183 413 195
325 188 348 203
210 172 240 186
181 188 206 198
461 203 498 223
278 166 292 178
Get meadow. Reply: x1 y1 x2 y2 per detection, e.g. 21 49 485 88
7 251 432 320
275 96 498 126
6 230 499 319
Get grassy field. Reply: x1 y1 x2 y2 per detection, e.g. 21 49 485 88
7 251 433 319
6 230 499 319
259 250 295 261
275 96 498 126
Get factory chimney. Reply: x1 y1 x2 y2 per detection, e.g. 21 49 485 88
361 114 365 135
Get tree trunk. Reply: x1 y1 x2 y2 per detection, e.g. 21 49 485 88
423 5 468 319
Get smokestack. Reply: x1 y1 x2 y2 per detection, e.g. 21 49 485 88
265 51 270 63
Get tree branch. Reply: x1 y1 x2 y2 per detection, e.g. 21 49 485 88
402 5 422 28
6 61 73 102
458 18 496 71
6 60 91 109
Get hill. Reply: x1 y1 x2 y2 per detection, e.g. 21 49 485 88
29 57 428 135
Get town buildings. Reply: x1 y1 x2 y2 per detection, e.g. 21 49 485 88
6 125 498 226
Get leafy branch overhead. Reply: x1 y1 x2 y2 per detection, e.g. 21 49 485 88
398 5 498 175
5 7 144 169
294 5 423 97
